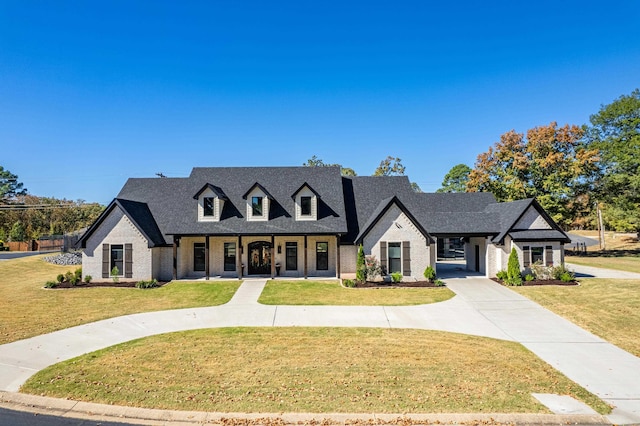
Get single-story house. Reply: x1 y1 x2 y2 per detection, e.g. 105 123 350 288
78 166 570 281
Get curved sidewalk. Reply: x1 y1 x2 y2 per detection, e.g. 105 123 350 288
1 277 639 424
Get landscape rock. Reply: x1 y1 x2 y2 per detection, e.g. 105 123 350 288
43 252 82 266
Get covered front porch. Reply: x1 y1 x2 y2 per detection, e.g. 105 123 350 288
170 234 341 280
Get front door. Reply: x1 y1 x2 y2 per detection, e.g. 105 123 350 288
248 241 272 275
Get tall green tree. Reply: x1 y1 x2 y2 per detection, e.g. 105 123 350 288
467 122 600 228
373 156 406 176
437 164 471 193
0 166 27 202
9 221 26 242
586 89 640 232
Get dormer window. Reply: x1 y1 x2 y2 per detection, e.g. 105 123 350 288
193 184 228 222
301 196 312 216
292 183 320 221
243 183 272 221
203 197 215 217
252 196 263 216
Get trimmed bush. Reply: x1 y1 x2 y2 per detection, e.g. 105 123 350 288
552 265 575 281
64 271 74 282
74 268 82 281
111 266 119 283
434 279 445 287
496 270 508 281
423 266 436 282
524 274 534 282
390 272 402 283
56 274 65 283
560 272 574 282
84 275 92 284
356 245 366 283
44 281 58 288
135 279 159 289
343 279 355 288
506 248 522 286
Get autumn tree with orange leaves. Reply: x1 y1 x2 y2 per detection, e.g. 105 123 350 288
467 122 600 228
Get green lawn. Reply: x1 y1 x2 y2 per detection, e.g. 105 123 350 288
22 327 610 414
567 255 640 274
0 255 240 344
258 280 455 305
513 278 640 357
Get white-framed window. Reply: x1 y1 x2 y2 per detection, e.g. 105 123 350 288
252 196 263 216
203 197 214 217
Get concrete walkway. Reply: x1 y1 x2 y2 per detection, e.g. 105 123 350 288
567 262 640 279
1 276 640 423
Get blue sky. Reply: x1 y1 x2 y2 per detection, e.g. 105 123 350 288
1 1 639 204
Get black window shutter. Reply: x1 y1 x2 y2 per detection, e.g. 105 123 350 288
523 246 530 267
402 241 411 276
545 245 553 266
380 241 387 274
125 243 133 278
102 244 110 278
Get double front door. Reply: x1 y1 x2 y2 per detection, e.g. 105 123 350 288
248 241 271 275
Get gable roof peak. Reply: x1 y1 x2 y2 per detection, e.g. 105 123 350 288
241 182 274 200
192 183 228 200
291 182 321 199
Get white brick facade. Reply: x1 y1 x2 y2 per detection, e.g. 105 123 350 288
362 204 431 281
82 207 153 282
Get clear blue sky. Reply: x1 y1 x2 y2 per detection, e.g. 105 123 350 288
2 1 639 204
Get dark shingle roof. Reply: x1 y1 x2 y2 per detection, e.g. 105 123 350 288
116 167 348 238
509 230 570 242
84 167 569 246
78 199 166 248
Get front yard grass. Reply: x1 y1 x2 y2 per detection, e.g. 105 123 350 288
566 255 640 274
22 327 610 414
258 280 454 305
0 255 240 345
512 278 640 357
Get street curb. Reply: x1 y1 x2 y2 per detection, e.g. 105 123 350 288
0 391 611 425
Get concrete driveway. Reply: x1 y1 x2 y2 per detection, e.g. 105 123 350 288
1 276 639 424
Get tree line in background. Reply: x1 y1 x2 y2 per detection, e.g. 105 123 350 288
438 89 640 233
0 167 104 242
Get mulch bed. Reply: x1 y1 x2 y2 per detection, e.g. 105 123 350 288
46 281 168 289
354 281 442 288
490 278 578 286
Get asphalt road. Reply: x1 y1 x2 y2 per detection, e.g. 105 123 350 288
566 233 599 247
0 407 135 426
0 251 55 260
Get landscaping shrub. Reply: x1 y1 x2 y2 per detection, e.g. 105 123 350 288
356 245 365 283
84 275 92 284
365 255 382 281
525 274 534 282
530 262 553 280
343 279 355 288
390 272 402 283
434 279 445 287
74 268 82 281
560 272 574 282
69 274 80 286
56 273 65 283
135 279 159 289
423 265 436 282
64 271 74 282
506 248 522 286
496 270 508 281
44 281 58 288
111 266 119 283
552 265 575 281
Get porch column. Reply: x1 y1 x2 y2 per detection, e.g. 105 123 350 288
172 236 178 281
304 235 308 279
270 234 275 279
237 235 243 279
205 235 210 280
336 234 341 279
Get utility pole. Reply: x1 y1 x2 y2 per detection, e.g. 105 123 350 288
597 204 605 250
